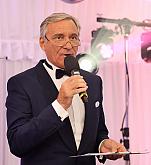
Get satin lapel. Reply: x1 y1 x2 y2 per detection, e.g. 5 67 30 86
35 60 77 153
35 60 58 104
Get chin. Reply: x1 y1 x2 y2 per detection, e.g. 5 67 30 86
58 63 64 69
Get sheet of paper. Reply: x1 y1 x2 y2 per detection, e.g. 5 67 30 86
70 151 149 158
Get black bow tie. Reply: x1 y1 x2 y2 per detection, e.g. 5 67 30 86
56 69 69 79
44 60 70 79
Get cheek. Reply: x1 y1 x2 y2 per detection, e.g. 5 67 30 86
73 47 79 55
45 45 53 54
51 49 64 63
54 54 64 62
45 45 59 58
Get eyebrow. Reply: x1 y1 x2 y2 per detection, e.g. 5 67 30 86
70 33 79 37
52 33 79 37
52 33 64 37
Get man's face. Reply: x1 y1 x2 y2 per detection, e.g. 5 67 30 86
39 19 80 68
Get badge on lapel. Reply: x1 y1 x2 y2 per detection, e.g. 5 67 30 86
95 101 100 108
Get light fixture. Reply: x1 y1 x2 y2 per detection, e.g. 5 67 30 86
91 26 114 60
61 0 84 3
77 27 114 74
76 53 99 74
141 31 151 62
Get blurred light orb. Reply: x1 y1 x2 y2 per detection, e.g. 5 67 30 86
77 53 98 74
61 0 84 3
96 44 113 59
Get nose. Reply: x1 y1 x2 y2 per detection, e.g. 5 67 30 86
63 41 73 49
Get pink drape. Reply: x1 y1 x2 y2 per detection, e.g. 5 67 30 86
1 0 151 165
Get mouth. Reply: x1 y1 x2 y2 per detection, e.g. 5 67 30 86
63 54 73 57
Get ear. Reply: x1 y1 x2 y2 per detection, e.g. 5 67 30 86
39 37 45 51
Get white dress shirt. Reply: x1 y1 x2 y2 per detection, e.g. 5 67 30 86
43 58 85 149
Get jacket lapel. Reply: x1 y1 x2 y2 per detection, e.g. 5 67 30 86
77 72 99 154
35 60 77 153
35 60 58 104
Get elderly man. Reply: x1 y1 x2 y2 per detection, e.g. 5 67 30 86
6 13 126 165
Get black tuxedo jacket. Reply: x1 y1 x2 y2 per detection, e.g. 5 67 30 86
6 60 109 165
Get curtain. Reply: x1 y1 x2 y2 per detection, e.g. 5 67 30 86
1 0 151 165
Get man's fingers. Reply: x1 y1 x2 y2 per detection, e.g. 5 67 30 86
74 86 88 94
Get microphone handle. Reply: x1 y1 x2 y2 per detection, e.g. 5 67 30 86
71 70 88 103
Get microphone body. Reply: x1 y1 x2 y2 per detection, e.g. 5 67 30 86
71 70 88 103
64 56 88 103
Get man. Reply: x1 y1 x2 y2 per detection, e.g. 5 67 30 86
6 13 126 165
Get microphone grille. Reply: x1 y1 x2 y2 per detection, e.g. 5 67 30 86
64 56 80 75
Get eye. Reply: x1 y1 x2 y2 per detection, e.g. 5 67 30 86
70 35 79 40
52 34 64 40
56 35 64 40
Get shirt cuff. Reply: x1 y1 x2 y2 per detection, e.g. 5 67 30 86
52 100 69 121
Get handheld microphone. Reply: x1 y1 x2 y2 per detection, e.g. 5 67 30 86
64 56 88 103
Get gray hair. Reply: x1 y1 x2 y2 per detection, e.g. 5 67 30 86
40 13 81 38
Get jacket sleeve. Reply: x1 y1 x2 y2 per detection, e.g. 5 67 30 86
6 77 63 157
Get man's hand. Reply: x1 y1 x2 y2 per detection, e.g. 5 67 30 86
57 75 88 110
100 139 127 160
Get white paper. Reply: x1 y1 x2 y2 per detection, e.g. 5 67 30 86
70 151 149 157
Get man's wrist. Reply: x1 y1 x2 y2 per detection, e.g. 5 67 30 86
98 139 109 160
52 100 69 121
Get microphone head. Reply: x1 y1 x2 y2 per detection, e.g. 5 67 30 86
64 56 80 75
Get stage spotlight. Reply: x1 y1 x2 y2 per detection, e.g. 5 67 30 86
76 53 99 74
91 26 114 60
77 27 114 74
141 31 151 62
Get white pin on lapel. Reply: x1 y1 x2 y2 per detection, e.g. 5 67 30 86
95 101 100 108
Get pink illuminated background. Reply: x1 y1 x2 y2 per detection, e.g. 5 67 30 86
0 0 151 165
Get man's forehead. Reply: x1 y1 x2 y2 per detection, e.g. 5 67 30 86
47 20 79 34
